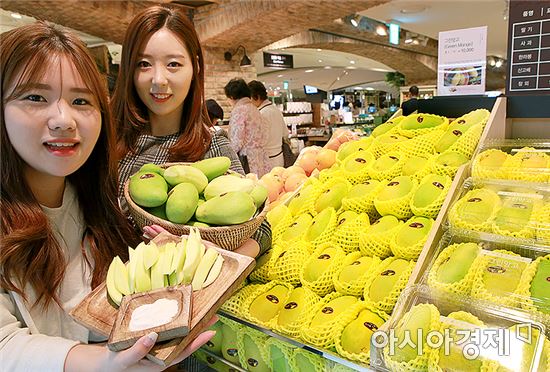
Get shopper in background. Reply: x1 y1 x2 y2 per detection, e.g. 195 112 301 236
248 80 287 169
0 22 216 371
224 78 271 177
205 98 224 126
112 6 271 259
401 85 419 116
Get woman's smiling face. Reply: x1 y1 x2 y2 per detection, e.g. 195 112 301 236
133 27 194 120
3 55 101 180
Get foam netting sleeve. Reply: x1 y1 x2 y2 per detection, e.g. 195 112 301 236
428 152 461 179
397 113 449 139
432 311 494 372
363 257 416 314
220 282 264 317
450 108 490 127
341 152 375 185
536 202 550 245
516 254 550 324
470 249 527 308
249 249 274 284
426 243 481 297
374 177 418 220
390 218 433 261
264 337 299 371
269 240 312 286
368 151 406 181
448 189 500 233
236 326 270 371
333 301 390 365
290 178 323 217
406 158 434 183
308 208 338 249
341 180 386 219
239 280 294 327
444 123 484 158
400 129 445 159
332 213 370 254
299 242 347 296
270 207 295 242
383 303 441 372
333 252 382 296
319 166 344 183
272 286 321 338
471 149 513 181
369 138 406 159
410 173 453 219
299 291 363 349
491 199 543 240
293 348 327 372
358 219 404 259
504 147 549 183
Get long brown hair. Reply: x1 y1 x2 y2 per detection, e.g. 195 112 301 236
0 22 139 308
113 5 212 161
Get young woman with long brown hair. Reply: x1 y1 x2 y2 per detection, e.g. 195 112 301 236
113 5 271 258
0 22 214 371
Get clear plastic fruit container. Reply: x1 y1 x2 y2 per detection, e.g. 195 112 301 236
472 139 550 184
446 177 550 245
421 230 550 326
370 284 548 372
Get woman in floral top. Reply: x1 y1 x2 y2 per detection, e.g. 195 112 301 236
224 78 271 177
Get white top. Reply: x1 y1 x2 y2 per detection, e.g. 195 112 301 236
258 100 288 157
0 183 95 371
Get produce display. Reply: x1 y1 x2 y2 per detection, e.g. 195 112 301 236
472 140 550 183
374 286 550 372
447 178 550 243
127 157 268 226
106 228 223 306
211 109 491 368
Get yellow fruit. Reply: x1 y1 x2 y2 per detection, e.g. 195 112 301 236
340 309 385 354
376 175 414 201
411 174 449 208
281 213 313 241
436 243 479 284
310 296 358 327
303 246 339 282
394 216 433 247
402 156 429 177
392 304 436 362
367 258 410 302
305 207 336 242
434 151 469 167
248 285 291 323
338 256 375 283
314 181 350 213
276 287 318 327
452 188 501 226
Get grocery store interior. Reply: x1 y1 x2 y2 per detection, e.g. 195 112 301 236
1 0 549 371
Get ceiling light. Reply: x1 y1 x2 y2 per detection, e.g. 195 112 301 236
489 58 496 67
350 60 355 64
318 59 323 63
495 60 503 68
400 6 426 14
324 66 332 69
305 69 314 73
365 87 374 91
317 48 322 52
376 25 387 36
337 77 340 80
10 13 22 19
412 39 420 45
277 74 283 78
354 86 363 90
350 14 361 27
346 66 357 70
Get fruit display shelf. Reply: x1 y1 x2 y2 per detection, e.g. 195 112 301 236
217 311 375 371
370 284 548 372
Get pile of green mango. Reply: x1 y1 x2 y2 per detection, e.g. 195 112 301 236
128 157 268 226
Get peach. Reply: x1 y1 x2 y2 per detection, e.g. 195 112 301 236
282 165 306 180
259 174 284 202
297 152 318 175
245 173 258 182
270 166 286 178
284 173 308 192
316 149 337 170
324 138 341 151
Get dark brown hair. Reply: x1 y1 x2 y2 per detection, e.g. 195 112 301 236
0 22 139 308
113 5 212 161
248 80 268 101
224 78 251 100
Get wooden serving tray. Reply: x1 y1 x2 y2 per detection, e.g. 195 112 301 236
70 232 255 366
108 285 192 351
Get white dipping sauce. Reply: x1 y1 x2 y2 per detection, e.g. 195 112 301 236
129 298 179 332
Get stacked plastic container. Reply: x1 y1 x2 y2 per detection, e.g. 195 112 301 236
372 140 550 371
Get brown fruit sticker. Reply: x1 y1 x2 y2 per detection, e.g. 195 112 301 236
322 306 334 314
468 198 482 202
318 254 331 260
285 302 298 309
417 116 424 123
388 181 400 186
364 322 378 331
487 266 506 274
226 348 238 356
266 294 279 303
409 222 424 228
433 181 444 189
355 158 367 163
351 261 361 265
452 130 463 136
139 173 155 179
458 119 466 124
248 358 259 367
381 270 396 276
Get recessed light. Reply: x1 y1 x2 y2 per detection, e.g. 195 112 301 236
10 13 22 19
405 38 413 44
277 74 283 78
365 87 374 91
376 25 387 36
317 48 322 52
351 18 359 27
318 59 323 63
337 77 340 80
346 66 357 70
350 60 355 64
324 66 332 69
400 6 426 14
305 69 314 73
354 86 363 90
495 60 503 68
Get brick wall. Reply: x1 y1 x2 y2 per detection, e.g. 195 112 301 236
203 46 257 120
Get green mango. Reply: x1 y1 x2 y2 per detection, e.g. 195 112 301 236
401 114 445 130
530 260 550 314
392 304 435 362
315 181 350 213
191 156 231 181
146 204 167 220
163 165 208 192
196 191 256 225
250 184 268 208
435 128 464 153
139 163 164 176
248 285 290 323
187 220 210 227
436 243 479 284
204 321 224 356
482 253 527 297
340 309 385 355
494 199 534 233
411 174 449 208
372 117 404 137
310 296 358 327
221 323 241 365
367 258 410 302
394 216 433 247
129 171 168 208
165 183 199 224
270 344 292 372
243 334 270 372
337 138 373 161
203 175 255 200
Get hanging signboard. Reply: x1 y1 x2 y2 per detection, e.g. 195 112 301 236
438 26 487 95
263 52 294 69
506 0 550 95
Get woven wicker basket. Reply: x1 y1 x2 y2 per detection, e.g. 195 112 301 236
124 162 268 251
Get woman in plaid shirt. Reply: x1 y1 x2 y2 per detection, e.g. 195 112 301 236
112 5 271 258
